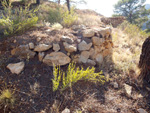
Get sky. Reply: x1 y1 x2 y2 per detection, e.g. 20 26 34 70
77 0 150 17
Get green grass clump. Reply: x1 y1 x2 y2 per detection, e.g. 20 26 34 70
0 89 15 110
61 7 78 27
0 0 38 36
52 63 105 92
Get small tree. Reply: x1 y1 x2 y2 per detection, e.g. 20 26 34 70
114 0 149 27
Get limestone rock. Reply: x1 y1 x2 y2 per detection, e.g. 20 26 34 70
29 42 35 49
61 108 70 113
72 24 86 31
34 44 52 52
82 29 95 38
7 62 25 74
95 54 103 64
53 43 60 52
37 37 41 42
79 51 90 63
95 27 111 38
38 52 45 61
78 40 92 51
87 59 96 66
61 36 74 44
124 83 132 97
43 52 71 66
92 36 105 46
137 108 148 113
63 42 77 53
11 45 36 59
89 48 96 60
113 82 119 89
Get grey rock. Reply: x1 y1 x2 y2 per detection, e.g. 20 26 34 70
61 36 74 44
7 62 25 74
63 42 77 53
53 43 60 52
79 51 90 63
34 44 52 52
78 40 92 51
43 52 71 66
82 29 95 38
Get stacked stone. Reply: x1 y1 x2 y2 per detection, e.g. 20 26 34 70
9 26 113 74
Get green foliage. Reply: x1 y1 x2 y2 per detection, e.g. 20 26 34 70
0 89 15 109
0 0 38 36
52 66 62 92
52 63 105 92
39 4 78 27
118 21 150 38
47 7 62 24
114 0 149 27
61 7 78 27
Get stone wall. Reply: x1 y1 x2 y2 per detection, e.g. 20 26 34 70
9 25 113 74
101 17 125 27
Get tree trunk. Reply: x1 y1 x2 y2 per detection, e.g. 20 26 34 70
58 0 60 4
36 0 40 5
138 36 150 83
66 0 70 12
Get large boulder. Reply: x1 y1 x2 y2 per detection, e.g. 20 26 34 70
11 45 36 59
43 52 71 66
34 44 52 52
78 40 92 51
63 42 77 53
7 62 25 74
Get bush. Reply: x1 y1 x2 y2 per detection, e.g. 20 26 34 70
61 7 78 27
47 7 62 24
39 3 78 28
118 21 150 39
0 89 15 110
52 63 105 92
0 0 38 36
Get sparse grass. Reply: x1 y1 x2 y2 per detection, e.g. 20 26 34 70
52 63 105 92
112 21 150 77
0 89 15 111
0 0 38 36
75 14 102 27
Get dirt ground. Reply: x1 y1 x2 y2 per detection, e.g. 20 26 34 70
0 27 150 113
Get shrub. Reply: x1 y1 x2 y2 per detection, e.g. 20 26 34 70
118 21 150 39
0 89 15 110
61 7 78 27
0 0 38 36
52 63 105 92
47 7 62 24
